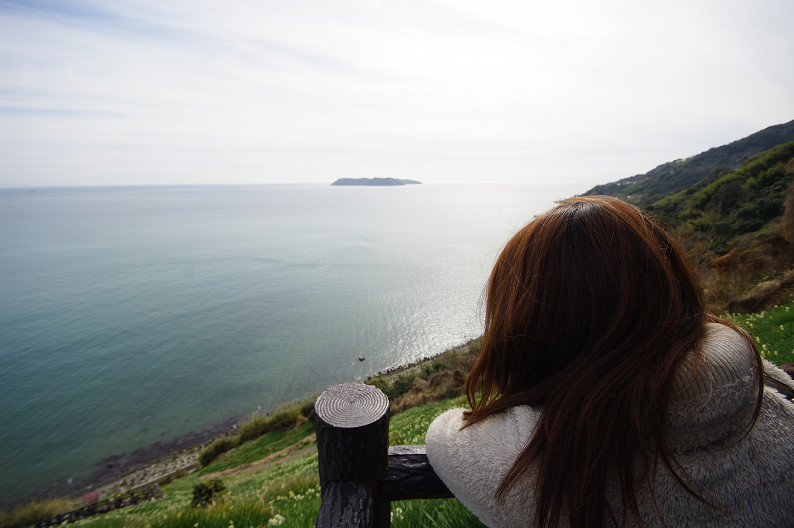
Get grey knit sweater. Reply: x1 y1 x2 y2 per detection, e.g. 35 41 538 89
426 323 794 527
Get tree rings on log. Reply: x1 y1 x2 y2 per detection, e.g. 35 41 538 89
314 382 389 428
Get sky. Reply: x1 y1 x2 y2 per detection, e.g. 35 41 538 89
0 0 792 189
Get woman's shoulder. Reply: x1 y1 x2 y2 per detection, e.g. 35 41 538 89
672 323 755 398
668 324 755 435
660 325 794 524
426 405 540 454
426 406 539 468
427 403 541 434
689 322 794 399
425 405 541 528
668 322 794 449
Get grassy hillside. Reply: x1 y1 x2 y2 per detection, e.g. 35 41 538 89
8 396 483 528
654 142 794 311
584 120 794 208
647 141 794 249
726 300 794 364
586 128 794 312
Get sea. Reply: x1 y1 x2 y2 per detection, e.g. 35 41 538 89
0 181 583 506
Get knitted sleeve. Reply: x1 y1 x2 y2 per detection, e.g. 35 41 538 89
425 405 541 528
763 359 794 401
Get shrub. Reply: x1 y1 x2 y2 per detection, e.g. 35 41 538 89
265 406 301 431
238 402 307 443
237 414 271 443
299 398 316 419
199 397 317 468
366 376 392 395
191 478 227 507
199 435 239 467
389 373 418 399
420 359 450 380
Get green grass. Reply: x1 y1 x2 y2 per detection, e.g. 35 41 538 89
726 298 794 365
72 454 320 528
198 421 315 475
65 394 481 528
199 398 317 467
388 394 467 445
391 499 486 528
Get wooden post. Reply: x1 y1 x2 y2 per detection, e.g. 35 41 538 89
315 382 390 528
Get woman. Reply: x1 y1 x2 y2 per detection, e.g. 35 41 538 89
426 196 794 527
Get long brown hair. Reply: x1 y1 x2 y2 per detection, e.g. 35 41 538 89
464 196 763 527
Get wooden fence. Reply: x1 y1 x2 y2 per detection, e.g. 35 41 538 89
314 382 453 527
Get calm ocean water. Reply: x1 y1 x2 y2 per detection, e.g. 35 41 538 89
0 182 580 505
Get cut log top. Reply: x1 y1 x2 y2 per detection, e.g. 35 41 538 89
314 383 453 527
314 382 389 428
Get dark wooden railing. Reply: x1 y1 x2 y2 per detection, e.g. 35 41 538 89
314 383 453 527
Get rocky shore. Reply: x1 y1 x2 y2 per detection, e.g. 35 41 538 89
15 337 482 509
16 416 241 509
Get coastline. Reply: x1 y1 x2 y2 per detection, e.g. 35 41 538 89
12 415 240 508
12 337 482 509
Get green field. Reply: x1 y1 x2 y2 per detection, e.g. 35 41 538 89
726 299 794 365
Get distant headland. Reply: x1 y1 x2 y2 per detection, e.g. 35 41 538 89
331 177 422 186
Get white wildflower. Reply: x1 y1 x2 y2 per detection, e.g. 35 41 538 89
268 514 286 526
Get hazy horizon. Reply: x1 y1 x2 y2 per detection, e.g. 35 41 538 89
1 0 793 188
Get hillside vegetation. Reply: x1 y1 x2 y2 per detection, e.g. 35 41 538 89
585 130 794 313
648 141 794 248
585 120 794 209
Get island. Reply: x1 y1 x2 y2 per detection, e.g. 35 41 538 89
331 177 422 186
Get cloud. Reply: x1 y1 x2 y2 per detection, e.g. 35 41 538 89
1 0 792 187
